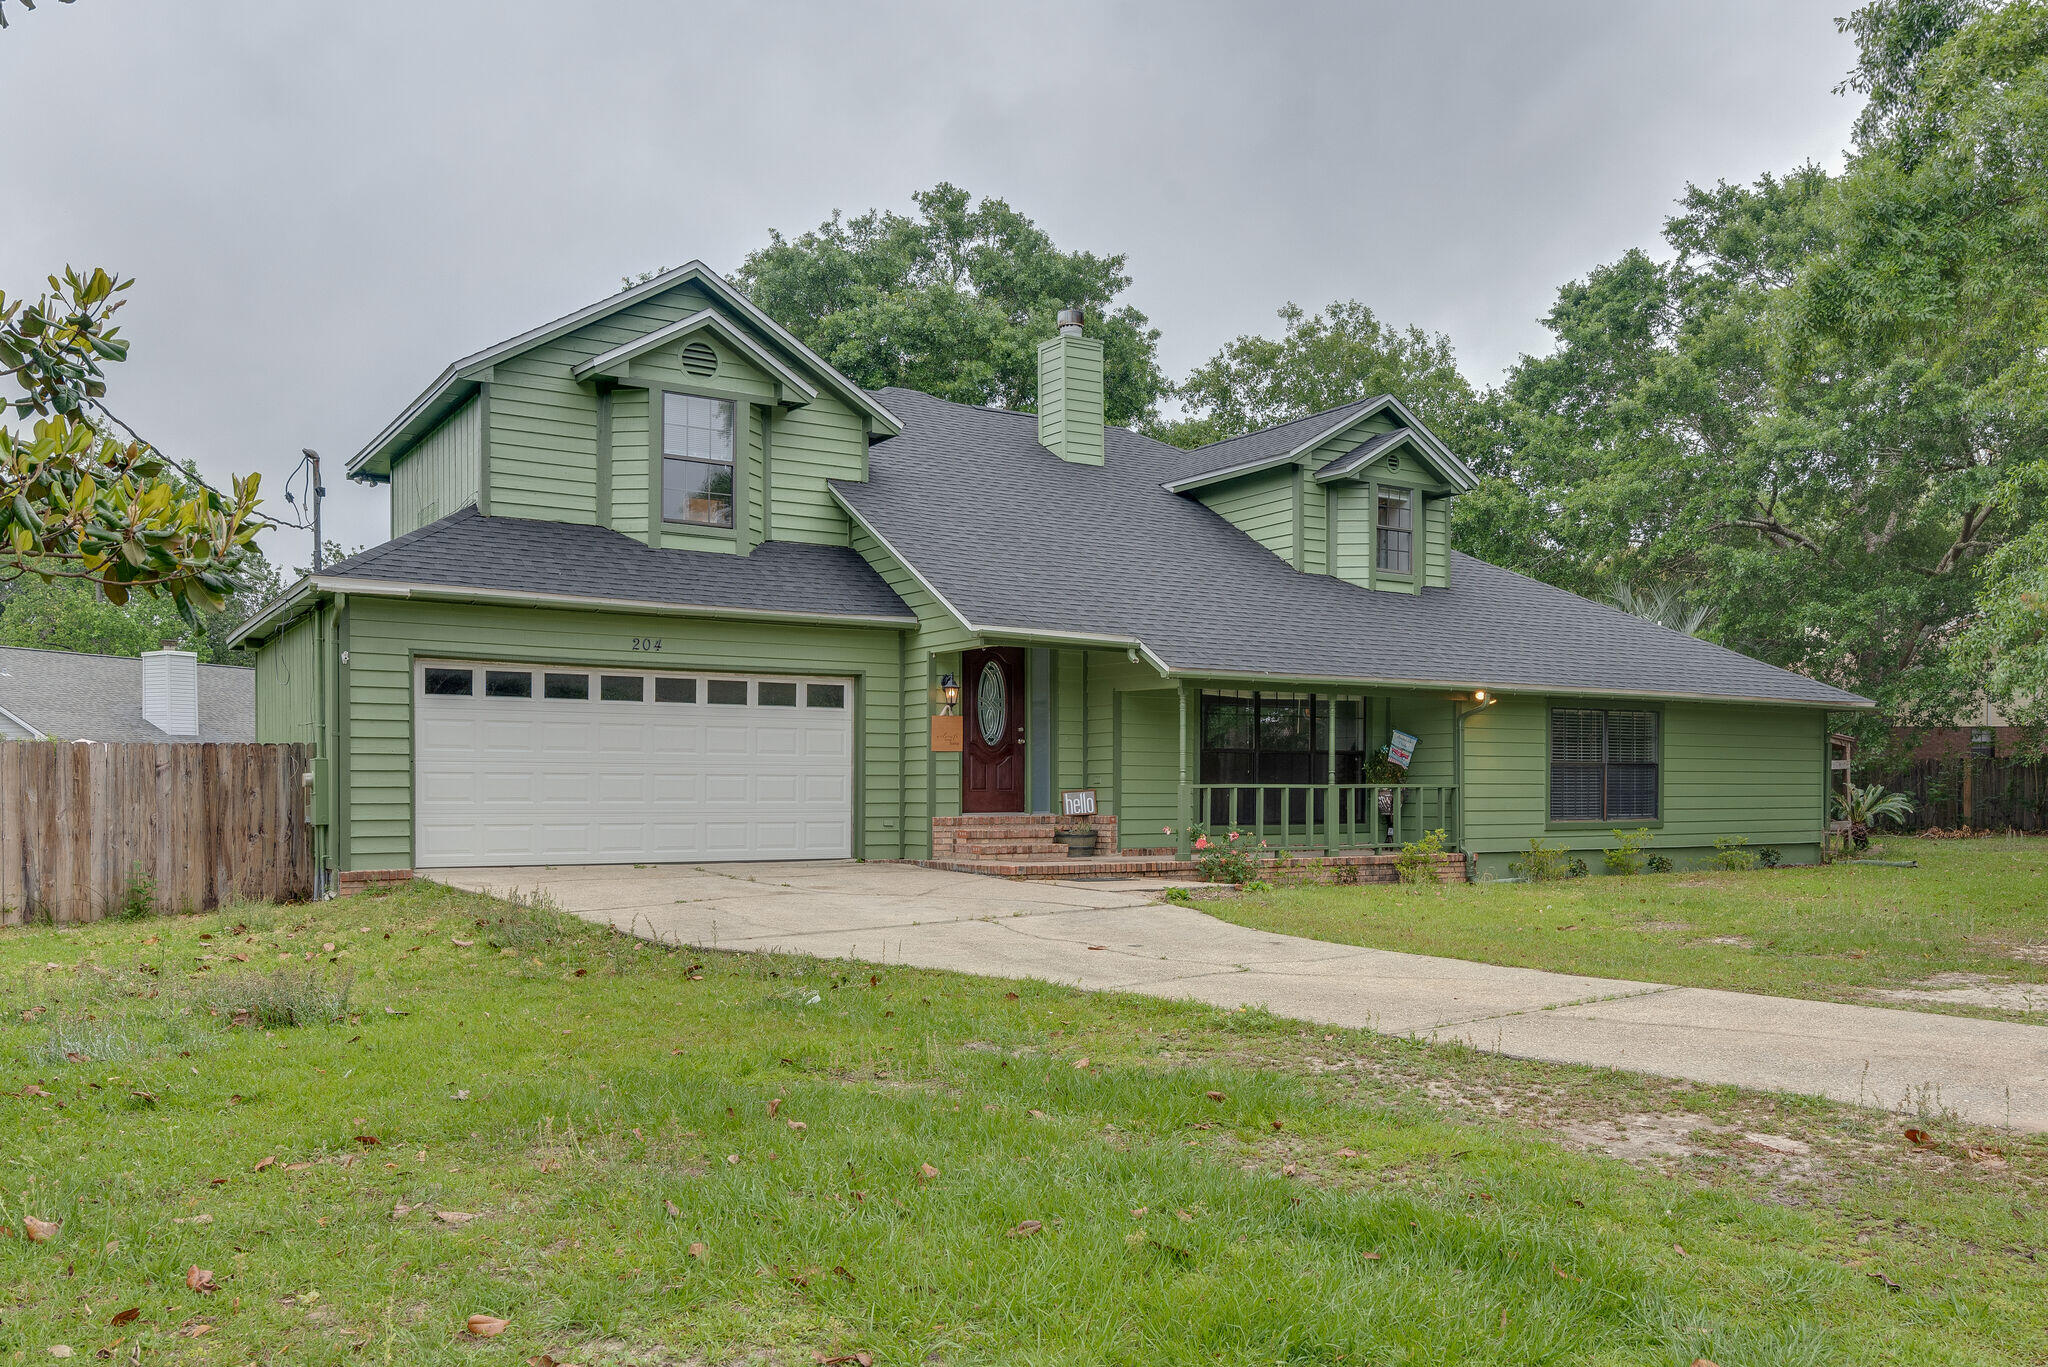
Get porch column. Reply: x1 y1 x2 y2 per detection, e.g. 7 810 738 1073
1325 695 1340 856
1176 681 1192 860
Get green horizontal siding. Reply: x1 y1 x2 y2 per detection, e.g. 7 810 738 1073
1424 497 1450 588
334 597 904 872
391 395 481 535
1331 483 1374 586
1462 695 1827 870
770 392 864 545
254 612 320 748
1198 466 1296 563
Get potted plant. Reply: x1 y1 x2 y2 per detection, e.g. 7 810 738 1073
1056 821 1099 857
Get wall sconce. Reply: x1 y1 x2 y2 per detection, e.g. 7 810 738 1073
940 673 960 715
1473 689 1490 704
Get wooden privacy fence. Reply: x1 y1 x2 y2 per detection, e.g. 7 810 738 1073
0 741 313 925
1880 756 2048 833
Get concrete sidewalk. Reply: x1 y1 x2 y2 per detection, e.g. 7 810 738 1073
434 860 2048 1133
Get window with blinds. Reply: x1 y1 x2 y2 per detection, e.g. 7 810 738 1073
1549 707 1659 821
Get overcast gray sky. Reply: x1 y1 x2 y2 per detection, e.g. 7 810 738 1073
0 0 1862 565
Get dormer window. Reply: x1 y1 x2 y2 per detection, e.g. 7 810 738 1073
1376 489 1413 575
662 392 736 527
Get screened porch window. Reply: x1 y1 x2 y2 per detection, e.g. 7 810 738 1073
1549 707 1660 821
1199 691 1367 829
1376 488 1413 574
662 392 736 528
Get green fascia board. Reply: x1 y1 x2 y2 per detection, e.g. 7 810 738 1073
347 261 901 479
571 308 820 405
1162 395 1478 496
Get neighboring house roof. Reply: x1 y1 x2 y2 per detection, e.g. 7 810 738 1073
1161 394 1479 493
834 388 1870 708
299 505 915 627
347 262 902 481
0 646 254 742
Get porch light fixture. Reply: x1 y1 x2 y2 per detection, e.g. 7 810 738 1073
940 673 960 714
1473 689 1490 703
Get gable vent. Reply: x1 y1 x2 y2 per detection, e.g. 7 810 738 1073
679 340 718 378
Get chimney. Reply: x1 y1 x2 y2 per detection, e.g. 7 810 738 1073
1037 305 1105 465
142 648 200 737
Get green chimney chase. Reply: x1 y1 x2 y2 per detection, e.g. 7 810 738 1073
1037 306 1105 465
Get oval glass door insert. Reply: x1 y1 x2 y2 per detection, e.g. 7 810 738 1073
976 660 1007 746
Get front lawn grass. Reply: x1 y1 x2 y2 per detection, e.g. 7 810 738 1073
2 880 2044 1365
1203 835 2048 1018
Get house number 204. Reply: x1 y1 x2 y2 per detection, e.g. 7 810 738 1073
631 637 664 652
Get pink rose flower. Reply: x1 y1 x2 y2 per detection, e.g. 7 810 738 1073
1194 835 1210 850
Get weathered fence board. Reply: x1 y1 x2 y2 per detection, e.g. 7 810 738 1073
0 741 312 925
1880 756 2048 833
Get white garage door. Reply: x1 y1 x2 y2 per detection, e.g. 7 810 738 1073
412 659 854 868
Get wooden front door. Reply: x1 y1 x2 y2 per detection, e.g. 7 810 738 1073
961 646 1026 813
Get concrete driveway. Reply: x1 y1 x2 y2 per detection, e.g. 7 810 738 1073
434 860 2048 1133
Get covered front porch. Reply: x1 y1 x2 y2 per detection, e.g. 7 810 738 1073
915 638 1473 879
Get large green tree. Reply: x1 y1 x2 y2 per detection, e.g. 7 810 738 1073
735 184 1169 427
1467 0 2048 751
1153 300 1492 456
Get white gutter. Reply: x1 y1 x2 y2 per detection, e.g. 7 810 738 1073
300 576 917 630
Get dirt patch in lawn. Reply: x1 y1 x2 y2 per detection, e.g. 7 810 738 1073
1698 935 1756 949
1866 972 2048 1013
1630 920 1692 934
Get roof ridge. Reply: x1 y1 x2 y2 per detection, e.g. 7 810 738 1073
1186 397 1379 455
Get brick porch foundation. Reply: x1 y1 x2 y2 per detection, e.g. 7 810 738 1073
925 815 1467 883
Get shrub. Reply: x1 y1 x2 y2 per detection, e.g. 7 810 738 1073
1645 854 1673 874
1184 829 1265 886
1508 838 1572 882
1568 857 1590 878
1602 827 1654 876
1710 836 1759 872
1161 886 1195 905
1758 846 1782 868
1394 828 1449 885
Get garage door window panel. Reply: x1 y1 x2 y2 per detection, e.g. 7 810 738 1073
424 667 473 696
601 675 645 702
707 679 748 705
484 670 532 698
758 682 798 707
545 673 590 700
806 683 845 708
656 677 698 704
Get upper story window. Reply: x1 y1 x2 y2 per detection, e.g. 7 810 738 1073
662 392 736 528
1376 489 1413 575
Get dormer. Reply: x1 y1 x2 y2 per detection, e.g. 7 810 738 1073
1163 397 1476 593
347 262 902 554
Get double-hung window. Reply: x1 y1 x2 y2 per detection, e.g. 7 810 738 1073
662 392 736 528
1549 707 1660 821
1376 488 1413 575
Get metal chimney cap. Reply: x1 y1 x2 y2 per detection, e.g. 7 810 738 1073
1056 305 1085 336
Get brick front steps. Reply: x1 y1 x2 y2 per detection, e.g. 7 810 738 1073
925 817 1468 883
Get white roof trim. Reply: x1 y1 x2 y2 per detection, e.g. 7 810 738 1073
831 489 982 638
1162 396 1478 494
303 575 917 629
350 260 901 476
0 701 47 740
571 308 820 400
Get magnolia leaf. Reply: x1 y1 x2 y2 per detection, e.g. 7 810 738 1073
465 1314 510 1337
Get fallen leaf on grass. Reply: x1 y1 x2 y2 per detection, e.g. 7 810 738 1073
1693 1360 1721 1367
1870 1271 1902 1293
47 1346 72 1359
664 1198 681 1218
24 1216 59 1242
1903 1127 1934 1147
1280 1163 1300 1178
434 1211 479 1225
1007 1219 1043 1237
451 939 475 948
1072 1057 1090 1069
354 1134 380 1146
1204 1090 1226 1102
1673 1243 1687 1256
109 1307 140 1325
180 1324 213 1338
185 1265 217 1294
253 1156 275 1172
1551 1264 1578 1282
391 1202 418 1219
919 1162 939 1181
787 1119 808 1133
767 1098 782 1118
687 1241 707 1260
813 1351 873 1365
465 1314 510 1337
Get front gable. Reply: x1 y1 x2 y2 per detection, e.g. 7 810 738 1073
356 264 898 555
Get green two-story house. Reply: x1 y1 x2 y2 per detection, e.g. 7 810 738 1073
231 261 1869 888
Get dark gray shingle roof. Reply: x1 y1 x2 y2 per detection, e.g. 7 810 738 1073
322 506 913 621
1164 398 1379 484
836 389 1867 707
0 647 253 742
